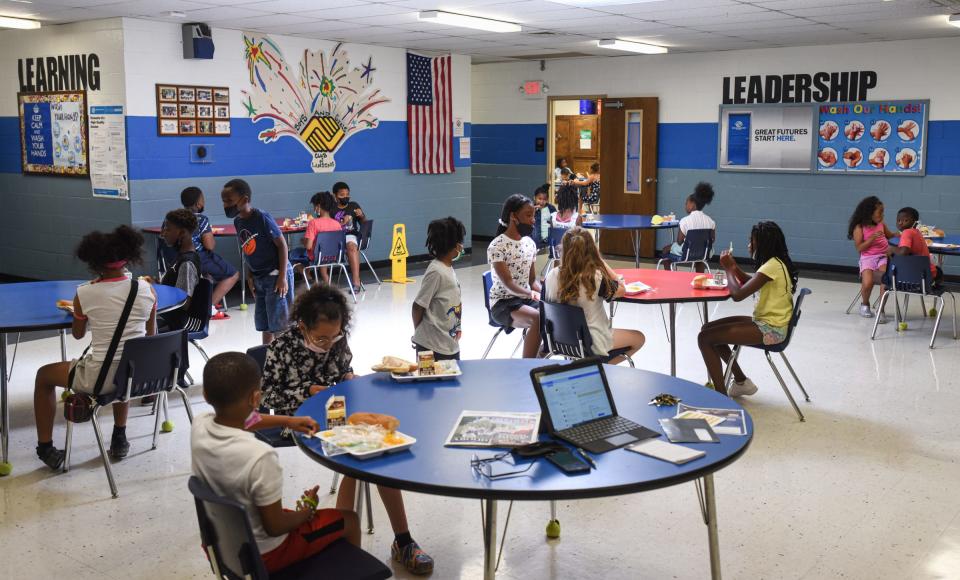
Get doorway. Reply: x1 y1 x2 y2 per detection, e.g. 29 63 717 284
547 96 604 188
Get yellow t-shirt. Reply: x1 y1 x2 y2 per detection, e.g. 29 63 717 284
755 258 793 328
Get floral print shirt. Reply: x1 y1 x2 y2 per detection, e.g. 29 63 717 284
261 326 353 415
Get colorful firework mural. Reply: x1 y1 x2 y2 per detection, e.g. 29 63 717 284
241 34 389 172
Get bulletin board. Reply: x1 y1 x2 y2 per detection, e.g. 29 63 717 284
18 91 89 176
816 100 928 176
156 84 231 136
717 104 815 173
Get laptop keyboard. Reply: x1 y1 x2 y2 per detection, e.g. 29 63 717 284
559 416 640 447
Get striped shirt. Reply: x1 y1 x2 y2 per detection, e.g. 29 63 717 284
679 210 716 235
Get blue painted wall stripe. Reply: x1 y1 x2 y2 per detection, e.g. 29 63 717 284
472 123 546 165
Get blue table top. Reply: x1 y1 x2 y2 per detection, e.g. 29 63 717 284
891 234 960 256
295 360 753 501
580 214 680 231
0 280 188 333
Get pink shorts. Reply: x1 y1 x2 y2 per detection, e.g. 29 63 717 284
859 254 887 274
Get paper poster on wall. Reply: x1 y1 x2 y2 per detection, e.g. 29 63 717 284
88 105 128 199
579 129 592 149
816 100 927 176
18 91 89 176
241 34 390 173
718 104 813 172
459 137 470 159
453 117 464 138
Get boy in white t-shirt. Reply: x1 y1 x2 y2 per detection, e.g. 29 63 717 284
191 352 360 574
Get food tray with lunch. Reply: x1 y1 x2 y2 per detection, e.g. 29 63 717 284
316 412 416 459
371 354 462 382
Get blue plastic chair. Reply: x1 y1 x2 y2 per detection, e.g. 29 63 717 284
63 330 192 498
304 231 356 303
481 271 526 359
357 219 381 286
872 255 957 348
540 300 634 367
722 288 813 421
187 476 392 580
657 228 713 272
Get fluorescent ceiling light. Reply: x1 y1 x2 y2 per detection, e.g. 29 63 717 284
597 39 667 54
950 14 960 28
0 15 40 29
547 0 664 6
418 10 521 33
168 11 186 18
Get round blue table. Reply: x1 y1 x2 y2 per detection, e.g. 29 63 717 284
295 359 752 579
581 214 679 268
0 280 187 474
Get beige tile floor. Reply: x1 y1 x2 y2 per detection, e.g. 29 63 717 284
1 257 959 579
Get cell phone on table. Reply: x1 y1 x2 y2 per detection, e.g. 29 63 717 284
546 450 590 474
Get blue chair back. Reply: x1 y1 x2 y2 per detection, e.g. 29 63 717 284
764 288 810 353
188 476 269 580
679 228 713 261
482 271 499 329
546 227 566 260
98 330 186 405
888 254 934 294
540 299 595 359
311 231 346 266
246 345 268 372
183 278 212 340
358 219 374 252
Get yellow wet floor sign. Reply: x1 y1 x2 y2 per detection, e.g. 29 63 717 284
385 223 414 283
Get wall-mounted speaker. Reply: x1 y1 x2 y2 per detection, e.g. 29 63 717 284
183 23 214 60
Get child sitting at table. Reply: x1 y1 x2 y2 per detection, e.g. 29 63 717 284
550 184 582 230
488 194 543 359
660 182 716 272
697 221 799 397
158 209 201 330
545 228 644 363
222 178 294 344
532 184 556 248
412 217 465 361
33 226 157 469
260 284 435 574
893 206 943 287
848 196 896 320
333 182 365 292
291 191 342 283
191 352 360 574
181 186 239 320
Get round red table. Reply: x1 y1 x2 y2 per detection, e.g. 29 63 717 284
614 269 731 376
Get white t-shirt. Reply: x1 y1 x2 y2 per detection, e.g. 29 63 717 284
544 268 615 356
191 414 286 554
76 278 156 363
679 210 715 235
487 234 537 302
550 212 577 229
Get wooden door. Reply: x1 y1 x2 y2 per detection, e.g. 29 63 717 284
599 97 659 258
555 117 571 166
560 115 600 175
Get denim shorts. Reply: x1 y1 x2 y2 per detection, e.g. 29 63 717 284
199 251 237 282
253 266 295 332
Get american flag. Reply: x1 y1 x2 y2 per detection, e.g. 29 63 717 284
407 52 453 174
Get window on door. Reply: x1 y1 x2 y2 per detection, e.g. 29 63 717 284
625 111 642 194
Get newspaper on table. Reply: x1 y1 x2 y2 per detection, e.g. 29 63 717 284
444 410 541 448
675 403 747 436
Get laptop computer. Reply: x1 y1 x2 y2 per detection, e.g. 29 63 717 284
530 358 658 454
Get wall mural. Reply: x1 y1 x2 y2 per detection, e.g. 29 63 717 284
242 34 390 172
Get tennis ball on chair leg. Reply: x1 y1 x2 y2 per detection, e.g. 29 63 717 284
0 462 12 476
898 322 908 331
929 307 938 317
239 303 248 311
161 420 175 433
546 519 561 538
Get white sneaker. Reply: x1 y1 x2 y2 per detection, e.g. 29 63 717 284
859 304 874 318
728 378 758 398
877 312 888 324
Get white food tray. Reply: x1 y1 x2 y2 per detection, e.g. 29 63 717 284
316 430 417 459
692 279 728 290
390 360 462 382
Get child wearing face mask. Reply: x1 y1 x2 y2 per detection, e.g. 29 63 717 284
412 217 465 361
260 284 436 575
180 186 238 319
157 209 202 331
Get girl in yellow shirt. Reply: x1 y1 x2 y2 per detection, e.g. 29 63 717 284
698 221 798 398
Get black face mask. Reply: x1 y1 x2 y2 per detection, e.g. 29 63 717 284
339 197 351 206
195 205 205 214
224 205 240 219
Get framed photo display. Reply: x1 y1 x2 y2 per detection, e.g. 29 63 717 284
156 84 230 136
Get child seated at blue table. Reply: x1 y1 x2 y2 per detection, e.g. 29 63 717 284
158 209 201 331
222 178 294 345
261 285 435 575
697 221 798 397
34 226 157 469
412 217 465 361
181 186 239 320
893 206 943 287
660 182 716 272
192 352 360 574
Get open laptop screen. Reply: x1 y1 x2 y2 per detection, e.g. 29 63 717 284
538 364 613 430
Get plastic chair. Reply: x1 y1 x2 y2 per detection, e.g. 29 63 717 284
539 300 634 367
657 228 713 273
64 330 192 498
481 271 526 359
357 220 382 286
722 288 813 422
539 227 567 278
304 231 357 303
187 477 392 580
872 255 957 348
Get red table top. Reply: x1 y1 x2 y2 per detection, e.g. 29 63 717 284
614 269 731 304
142 217 307 236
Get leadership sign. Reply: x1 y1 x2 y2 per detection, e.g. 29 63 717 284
18 91 89 176
816 100 927 176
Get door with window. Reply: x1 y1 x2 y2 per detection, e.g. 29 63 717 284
599 97 659 258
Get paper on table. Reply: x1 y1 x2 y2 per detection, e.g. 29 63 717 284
676 403 747 436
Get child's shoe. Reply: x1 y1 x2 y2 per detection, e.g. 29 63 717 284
391 539 434 575
859 304 873 318
36 445 65 470
727 378 758 398
211 310 229 320
876 312 888 324
108 430 130 459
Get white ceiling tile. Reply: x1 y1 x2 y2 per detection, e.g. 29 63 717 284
341 12 421 26
296 3 411 19
182 6 272 19
239 0 367 11
208 13 318 29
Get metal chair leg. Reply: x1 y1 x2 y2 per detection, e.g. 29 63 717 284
481 328 504 360
363 481 374 534
360 251 382 285
190 340 210 362
624 354 635 368
511 333 525 358
721 346 742 392
6 332 20 381
871 291 890 339
845 289 863 314
329 472 341 494
765 352 804 421
63 420 73 472
90 406 119 498
152 393 164 449
174 386 194 423
184 370 194 386
341 265 358 303
778 352 811 402
930 295 945 349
